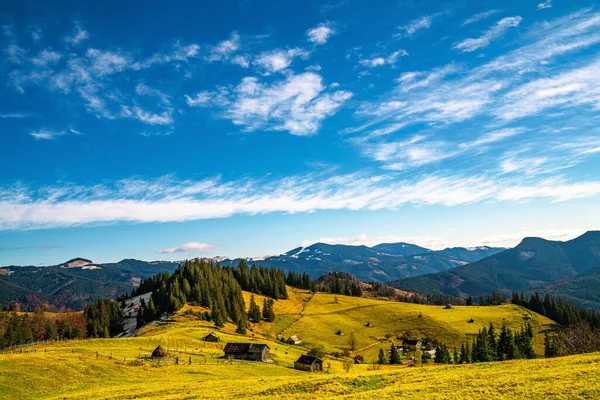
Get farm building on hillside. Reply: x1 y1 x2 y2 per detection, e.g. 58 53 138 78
287 335 302 345
203 332 220 342
294 355 323 372
223 343 270 362
402 339 422 353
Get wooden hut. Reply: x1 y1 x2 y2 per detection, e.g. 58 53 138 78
203 332 220 342
294 355 323 372
335 330 344 335
151 345 169 358
223 343 270 362
287 335 302 345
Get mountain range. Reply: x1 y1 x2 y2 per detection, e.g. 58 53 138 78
0 258 179 310
0 242 504 310
392 231 600 309
217 242 505 283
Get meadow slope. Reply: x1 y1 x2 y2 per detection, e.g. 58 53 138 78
2 288 591 400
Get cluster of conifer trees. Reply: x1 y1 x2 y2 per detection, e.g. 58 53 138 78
83 299 124 338
233 261 288 300
0 309 86 348
314 272 363 297
512 291 600 328
285 270 315 291
247 294 275 323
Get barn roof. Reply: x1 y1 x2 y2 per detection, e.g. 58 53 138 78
403 339 421 345
204 332 219 339
296 355 322 365
224 343 269 354
288 335 301 342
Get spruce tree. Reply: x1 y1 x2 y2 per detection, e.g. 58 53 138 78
389 343 401 364
248 294 261 322
378 348 387 364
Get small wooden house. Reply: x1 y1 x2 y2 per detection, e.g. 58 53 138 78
223 343 270 362
287 335 302 345
402 339 422 353
364 322 373 327
294 355 323 372
335 330 344 336
203 332 220 342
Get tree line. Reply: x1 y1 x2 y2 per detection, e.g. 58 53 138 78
314 272 363 297
512 291 600 328
0 309 86 348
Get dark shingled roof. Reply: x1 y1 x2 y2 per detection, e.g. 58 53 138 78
403 339 421 345
296 355 322 365
224 343 269 354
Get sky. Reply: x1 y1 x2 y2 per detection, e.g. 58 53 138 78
1 0 600 266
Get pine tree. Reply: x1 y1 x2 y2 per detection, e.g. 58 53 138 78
453 347 459 364
389 343 401 364
378 348 387 364
248 294 261 322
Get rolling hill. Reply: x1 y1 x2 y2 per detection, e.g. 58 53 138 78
392 231 600 308
2 288 591 400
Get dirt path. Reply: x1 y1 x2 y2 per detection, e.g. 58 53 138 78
279 292 316 338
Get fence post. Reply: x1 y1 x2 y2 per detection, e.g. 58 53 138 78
176 357 179 365
189 356 192 365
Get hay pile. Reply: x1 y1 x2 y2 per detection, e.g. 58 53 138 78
152 345 169 358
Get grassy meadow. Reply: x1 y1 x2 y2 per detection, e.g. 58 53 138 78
2 287 597 399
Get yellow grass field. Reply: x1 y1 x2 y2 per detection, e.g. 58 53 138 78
2 288 596 400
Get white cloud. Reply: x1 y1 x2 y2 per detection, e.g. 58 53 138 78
396 14 440 38
65 26 88 46
454 16 522 52
359 49 408 68
158 242 213 254
30 130 65 140
494 58 600 121
205 32 241 62
537 0 553 10
187 72 352 135
461 9 503 26
253 48 309 74
459 128 525 149
131 106 173 125
306 23 336 45
31 50 62 66
185 91 214 107
2 171 600 230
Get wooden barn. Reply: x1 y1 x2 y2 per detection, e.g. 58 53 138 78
287 335 302 345
294 355 323 372
203 332 220 342
223 343 270 362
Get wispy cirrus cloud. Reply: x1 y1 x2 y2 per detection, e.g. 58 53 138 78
185 72 352 135
537 0 553 11
2 171 600 230
30 129 65 140
345 9 600 172
395 14 441 38
454 16 522 52
358 49 408 68
461 9 503 26
158 242 213 254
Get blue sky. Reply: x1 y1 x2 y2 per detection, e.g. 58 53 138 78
1 0 600 265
